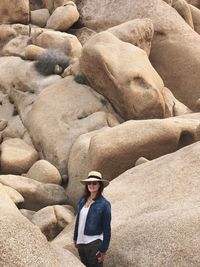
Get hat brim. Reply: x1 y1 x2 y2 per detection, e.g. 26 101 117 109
80 177 109 187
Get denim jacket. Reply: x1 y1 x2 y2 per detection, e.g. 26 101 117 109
73 195 111 253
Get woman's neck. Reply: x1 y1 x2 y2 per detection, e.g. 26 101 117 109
90 192 97 199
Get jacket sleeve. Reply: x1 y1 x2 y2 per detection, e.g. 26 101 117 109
73 198 83 241
99 201 111 253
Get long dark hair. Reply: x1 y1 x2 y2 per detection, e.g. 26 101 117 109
83 182 104 201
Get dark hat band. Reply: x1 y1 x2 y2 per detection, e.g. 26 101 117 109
88 175 101 180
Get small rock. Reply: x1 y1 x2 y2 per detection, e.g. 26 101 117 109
1 138 38 174
31 9 50 27
46 3 79 31
26 160 62 184
135 157 149 166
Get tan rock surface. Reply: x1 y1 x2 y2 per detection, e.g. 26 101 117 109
2 115 26 140
31 28 82 59
162 87 191 117
0 57 61 95
0 56 61 122
107 18 154 56
31 8 50 27
47 3 79 31
76 0 200 109
0 0 29 24
66 116 200 206
0 94 14 124
42 0 55 13
186 0 200 8
103 142 200 267
24 44 45 60
80 31 165 120
70 27 96 46
25 76 119 174
2 185 24 205
1 138 38 174
30 0 45 10
20 208 35 220
31 205 74 240
88 117 200 180
52 245 85 267
26 160 62 184
168 0 194 28
0 175 68 211
0 24 29 52
0 185 60 266
190 4 200 33
0 118 8 131
2 35 30 58
51 220 77 253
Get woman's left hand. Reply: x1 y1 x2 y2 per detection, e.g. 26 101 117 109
97 252 106 263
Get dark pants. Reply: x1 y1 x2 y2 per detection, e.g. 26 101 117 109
77 239 103 267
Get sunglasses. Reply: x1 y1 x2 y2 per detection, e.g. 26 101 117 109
87 181 99 185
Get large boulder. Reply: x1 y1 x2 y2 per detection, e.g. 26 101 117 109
76 0 200 110
0 175 68 211
25 76 119 174
0 0 29 24
67 115 200 206
80 31 165 120
104 142 200 267
0 185 60 266
107 18 154 56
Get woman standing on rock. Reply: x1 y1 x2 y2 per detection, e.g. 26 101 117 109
73 171 111 267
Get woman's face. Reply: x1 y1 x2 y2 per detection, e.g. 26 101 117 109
87 181 100 194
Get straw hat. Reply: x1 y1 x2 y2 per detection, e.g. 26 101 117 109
80 171 109 187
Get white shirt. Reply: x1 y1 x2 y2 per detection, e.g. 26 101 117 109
76 206 103 244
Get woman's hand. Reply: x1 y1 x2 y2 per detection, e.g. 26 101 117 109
96 251 106 262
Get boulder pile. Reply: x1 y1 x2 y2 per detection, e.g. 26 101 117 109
0 0 200 266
